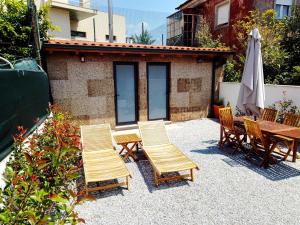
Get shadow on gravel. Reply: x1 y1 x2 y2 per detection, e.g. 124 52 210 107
191 145 300 181
76 169 126 200
136 160 190 193
86 180 127 199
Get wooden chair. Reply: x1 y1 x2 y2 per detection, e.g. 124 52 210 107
81 124 131 194
283 113 300 127
261 108 278 122
273 113 300 161
138 120 199 187
243 118 277 168
219 107 245 152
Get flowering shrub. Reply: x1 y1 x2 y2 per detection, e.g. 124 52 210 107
0 106 91 224
270 91 299 123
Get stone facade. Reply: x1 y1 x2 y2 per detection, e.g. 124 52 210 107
46 52 223 127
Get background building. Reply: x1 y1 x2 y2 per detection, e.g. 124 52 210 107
167 0 300 47
36 0 126 43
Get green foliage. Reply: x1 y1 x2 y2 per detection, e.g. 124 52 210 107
235 106 246 117
0 106 91 224
132 30 156 45
224 59 241 82
195 18 226 48
0 0 55 61
229 9 288 83
269 91 300 123
215 98 224 106
281 6 300 85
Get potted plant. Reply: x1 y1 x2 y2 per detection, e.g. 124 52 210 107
213 98 224 119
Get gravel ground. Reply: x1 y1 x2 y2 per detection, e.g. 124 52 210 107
76 119 300 225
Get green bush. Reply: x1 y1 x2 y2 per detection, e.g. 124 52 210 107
224 60 241 82
195 18 226 48
225 8 300 85
269 92 299 123
0 106 91 224
0 0 55 61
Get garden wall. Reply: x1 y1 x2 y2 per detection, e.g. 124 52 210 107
219 82 300 113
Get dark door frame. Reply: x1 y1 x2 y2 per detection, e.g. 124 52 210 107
146 62 170 121
113 62 139 126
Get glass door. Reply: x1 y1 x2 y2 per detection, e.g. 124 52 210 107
147 63 169 120
114 62 138 125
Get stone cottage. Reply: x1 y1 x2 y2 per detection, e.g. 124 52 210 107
43 39 232 127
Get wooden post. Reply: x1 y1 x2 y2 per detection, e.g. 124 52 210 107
154 171 158 187
126 176 130 190
190 169 194 182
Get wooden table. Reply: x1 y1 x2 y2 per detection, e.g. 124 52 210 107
234 117 300 163
114 133 141 161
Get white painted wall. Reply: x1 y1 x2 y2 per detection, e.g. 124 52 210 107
71 13 126 43
36 0 126 42
48 8 71 39
219 82 300 113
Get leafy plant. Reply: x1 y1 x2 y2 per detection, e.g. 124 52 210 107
224 8 300 85
195 18 226 48
235 106 246 117
223 59 241 82
0 0 55 61
225 9 289 83
215 98 224 106
132 30 156 45
0 106 91 224
281 6 300 85
269 91 300 123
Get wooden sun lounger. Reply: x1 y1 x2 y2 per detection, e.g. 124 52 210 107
138 121 199 187
81 124 131 194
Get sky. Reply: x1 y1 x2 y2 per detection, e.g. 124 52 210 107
91 0 185 44
96 0 184 13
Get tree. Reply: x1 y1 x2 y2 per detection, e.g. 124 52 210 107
281 6 300 85
231 9 288 84
0 0 55 61
195 18 226 48
132 30 156 45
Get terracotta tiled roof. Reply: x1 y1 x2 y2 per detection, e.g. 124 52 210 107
45 39 233 54
176 0 206 10
176 0 193 9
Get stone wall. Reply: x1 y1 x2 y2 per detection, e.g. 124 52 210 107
46 52 215 127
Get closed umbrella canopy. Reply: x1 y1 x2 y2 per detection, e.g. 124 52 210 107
237 28 265 116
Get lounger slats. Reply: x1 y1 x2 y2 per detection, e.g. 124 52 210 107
138 121 199 186
138 122 170 146
81 124 114 151
144 145 198 174
81 124 131 193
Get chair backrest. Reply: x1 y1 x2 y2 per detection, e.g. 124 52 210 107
219 107 235 131
81 124 113 152
243 118 268 149
262 108 278 122
138 120 170 147
283 113 300 127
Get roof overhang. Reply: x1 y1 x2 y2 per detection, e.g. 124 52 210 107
51 1 97 20
176 0 207 10
43 40 234 57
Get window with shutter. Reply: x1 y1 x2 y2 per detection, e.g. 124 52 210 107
215 1 230 26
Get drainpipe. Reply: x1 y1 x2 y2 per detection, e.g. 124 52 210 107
209 58 217 118
93 18 96 42
108 0 114 43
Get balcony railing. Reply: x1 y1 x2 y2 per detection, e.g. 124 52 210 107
52 0 96 10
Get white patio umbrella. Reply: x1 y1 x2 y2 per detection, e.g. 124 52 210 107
237 28 265 117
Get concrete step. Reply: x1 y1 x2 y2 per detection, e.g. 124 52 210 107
115 120 172 131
